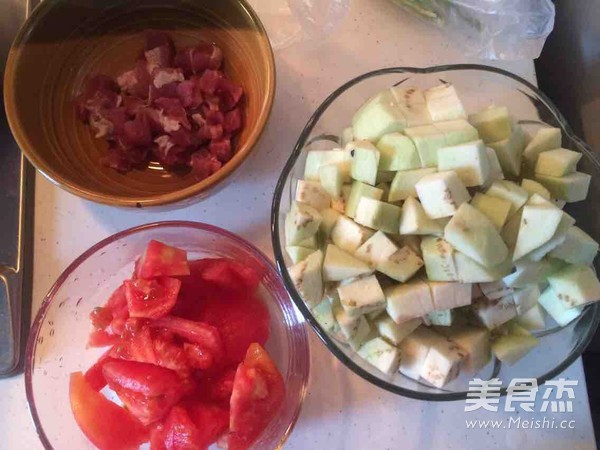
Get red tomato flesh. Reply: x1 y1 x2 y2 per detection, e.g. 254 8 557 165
102 360 183 396
70 372 147 450
88 329 120 348
228 343 285 450
151 315 224 364
125 277 181 319
186 401 230 449
102 360 189 425
136 240 190 279
195 291 270 366
162 406 203 450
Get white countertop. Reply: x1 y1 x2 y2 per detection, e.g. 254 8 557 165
0 0 596 449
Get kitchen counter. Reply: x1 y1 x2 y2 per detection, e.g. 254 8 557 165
0 0 595 448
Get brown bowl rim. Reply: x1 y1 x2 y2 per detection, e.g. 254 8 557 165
3 0 276 207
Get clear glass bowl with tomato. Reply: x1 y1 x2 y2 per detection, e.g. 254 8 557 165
26 221 309 449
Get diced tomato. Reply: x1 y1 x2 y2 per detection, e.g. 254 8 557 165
153 332 190 373
196 367 237 404
150 423 167 450
195 292 270 365
152 316 224 364
103 360 188 425
84 349 117 391
162 406 203 450
88 329 120 348
70 372 147 450
105 284 130 335
114 320 158 364
183 343 214 370
102 360 182 396
186 401 230 449
90 307 113 330
200 258 262 293
228 344 285 450
136 240 190 279
124 277 181 319
116 387 183 426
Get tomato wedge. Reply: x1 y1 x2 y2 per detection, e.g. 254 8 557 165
70 372 147 450
102 360 183 396
162 406 203 450
195 291 270 365
186 401 229 448
88 329 120 348
124 277 181 319
228 343 285 450
84 349 117 391
136 240 190 279
102 360 189 425
200 258 262 292
152 316 224 363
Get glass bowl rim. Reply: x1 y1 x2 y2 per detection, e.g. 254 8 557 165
270 64 600 401
25 220 310 448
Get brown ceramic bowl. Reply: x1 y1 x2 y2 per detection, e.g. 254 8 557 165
4 0 275 208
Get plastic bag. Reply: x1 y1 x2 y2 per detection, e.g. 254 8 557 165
251 0 350 50
391 0 555 60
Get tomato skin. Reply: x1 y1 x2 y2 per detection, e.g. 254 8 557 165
183 343 214 370
102 360 183 396
200 258 262 293
137 240 190 279
70 372 148 450
88 329 120 348
162 406 203 450
84 349 117 391
228 343 285 450
196 292 270 366
186 401 230 449
102 360 189 425
90 307 113 329
152 315 224 364
125 277 181 319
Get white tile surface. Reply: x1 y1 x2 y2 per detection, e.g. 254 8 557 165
0 0 595 449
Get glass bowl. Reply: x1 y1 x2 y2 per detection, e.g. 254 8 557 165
271 64 600 401
25 221 309 448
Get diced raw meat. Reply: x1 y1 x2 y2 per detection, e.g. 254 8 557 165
121 95 146 117
189 150 222 181
117 61 153 99
152 68 184 89
121 112 153 147
76 75 120 121
89 114 114 138
223 108 242 133
198 70 223 95
153 135 188 167
216 78 243 111
209 138 232 163
169 128 196 148
154 97 190 132
176 78 203 109
174 43 222 76
199 124 223 141
76 31 243 175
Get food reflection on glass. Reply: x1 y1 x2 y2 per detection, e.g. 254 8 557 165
75 30 244 181
282 82 599 388
70 240 284 450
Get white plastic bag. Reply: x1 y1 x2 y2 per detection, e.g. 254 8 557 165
391 0 555 60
